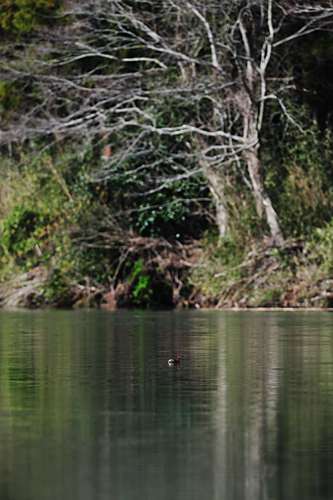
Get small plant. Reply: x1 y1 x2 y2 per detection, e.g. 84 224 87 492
128 259 153 306
133 274 152 305
42 267 72 303
308 222 333 272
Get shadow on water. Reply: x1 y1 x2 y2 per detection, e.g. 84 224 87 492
0 310 333 500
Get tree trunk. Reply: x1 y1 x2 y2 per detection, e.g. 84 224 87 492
239 85 285 246
244 144 284 246
201 161 228 238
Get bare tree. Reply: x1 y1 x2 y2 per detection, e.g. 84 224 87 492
1 0 333 244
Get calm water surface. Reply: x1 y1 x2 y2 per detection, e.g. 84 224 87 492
0 310 333 500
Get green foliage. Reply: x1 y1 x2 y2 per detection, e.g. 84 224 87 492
0 146 83 271
257 288 283 307
131 259 144 280
128 259 153 306
213 236 245 267
125 259 174 308
0 202 51 265
156 97 196 128
133 274 152 304
74 246 116 284
133 187 207 239
308 222 333 272
262 110 333 238
0 82 20 112
93 141 211 240
42 267 71 302
0 78 53 124
0 0 61 34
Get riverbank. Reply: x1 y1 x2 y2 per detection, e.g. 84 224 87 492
1 234 333 310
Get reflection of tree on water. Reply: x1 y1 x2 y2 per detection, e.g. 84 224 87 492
1 312 333 499
212 313 333 500
212 314 280 500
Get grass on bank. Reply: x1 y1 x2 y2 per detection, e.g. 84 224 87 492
191 227 333 309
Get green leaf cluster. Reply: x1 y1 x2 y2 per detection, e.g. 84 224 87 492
128 259 152 306
0 202 51 264
0 0 61 34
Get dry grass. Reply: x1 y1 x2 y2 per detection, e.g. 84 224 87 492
192 237 333 309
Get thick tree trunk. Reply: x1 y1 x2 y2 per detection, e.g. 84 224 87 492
239 85 285 246
244 144 284 246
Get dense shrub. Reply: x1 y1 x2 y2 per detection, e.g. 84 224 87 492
0 0 61 34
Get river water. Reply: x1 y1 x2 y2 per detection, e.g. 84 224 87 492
0 310 333 500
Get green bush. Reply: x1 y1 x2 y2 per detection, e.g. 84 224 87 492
0 202 55 265
308 221 333 272
263 111 333 238
42 267 72 303
0 0 62 34
130 259 152 306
